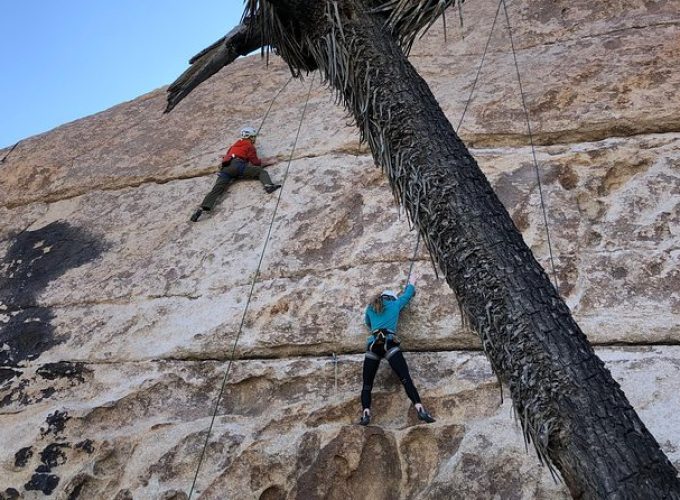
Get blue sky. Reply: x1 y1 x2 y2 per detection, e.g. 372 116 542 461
0 1 246 148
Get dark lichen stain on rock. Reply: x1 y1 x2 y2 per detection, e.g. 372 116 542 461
0 221 106 367
23 442 71 495
76 439 95 454
37 361 91 383
1 378 30 408
39 442 71 469
40 410 71 437
24 473 60 495
14 446 33 468
0 308 56 367
0 488 21 500
0 367 22 384
39 386 57 401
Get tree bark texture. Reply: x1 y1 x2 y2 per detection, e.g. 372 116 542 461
167 1 680 497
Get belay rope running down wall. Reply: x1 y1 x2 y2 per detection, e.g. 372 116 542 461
188 75 315 499
500 0 559 293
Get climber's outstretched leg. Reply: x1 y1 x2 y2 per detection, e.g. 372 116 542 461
386 348 435 423
241 165 281 194
191 169 235 222
359 351 381 425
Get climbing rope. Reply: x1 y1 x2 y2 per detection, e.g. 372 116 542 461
405 232 421 283
188 75 315 500
456 0 502 134
332 352 338 394
501 0 560 293
257 76 294 135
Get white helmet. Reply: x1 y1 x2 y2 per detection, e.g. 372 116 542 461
381 290 398 300
240 126 257 139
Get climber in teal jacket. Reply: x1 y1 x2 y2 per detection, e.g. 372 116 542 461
359 272 435 426
364 282 415 348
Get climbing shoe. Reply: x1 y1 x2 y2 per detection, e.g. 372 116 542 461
190 208 203 222
264 184 281 194
416 407 436 424
359 410 371 426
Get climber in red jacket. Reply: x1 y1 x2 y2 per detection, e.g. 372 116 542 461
190 127 281 222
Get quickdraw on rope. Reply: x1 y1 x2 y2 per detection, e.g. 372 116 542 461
188 75 315 499
501 0 560 294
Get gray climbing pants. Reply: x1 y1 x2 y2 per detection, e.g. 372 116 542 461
200 160 274 211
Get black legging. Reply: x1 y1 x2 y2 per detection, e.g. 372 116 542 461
361 346 421 410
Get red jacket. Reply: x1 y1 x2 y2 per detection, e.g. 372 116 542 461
223 138 261 166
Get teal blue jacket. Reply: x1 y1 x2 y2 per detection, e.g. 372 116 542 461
364 284 415 348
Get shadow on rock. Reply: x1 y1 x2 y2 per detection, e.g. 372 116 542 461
295 425 402 500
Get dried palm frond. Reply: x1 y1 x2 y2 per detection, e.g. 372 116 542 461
369 0 463 54
167 1 464 110
165 21 263 112
243 0 463 70
243 0 320 74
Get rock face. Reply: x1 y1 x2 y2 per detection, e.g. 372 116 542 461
1 0 679 498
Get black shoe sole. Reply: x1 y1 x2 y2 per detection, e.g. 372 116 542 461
417 411 436 423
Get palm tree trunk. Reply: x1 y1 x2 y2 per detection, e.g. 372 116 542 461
295 4 680 498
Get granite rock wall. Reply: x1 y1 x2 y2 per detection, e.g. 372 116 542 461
1 0 679 498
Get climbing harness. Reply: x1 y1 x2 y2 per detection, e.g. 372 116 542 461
367 328 400 354
188 74 315 500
